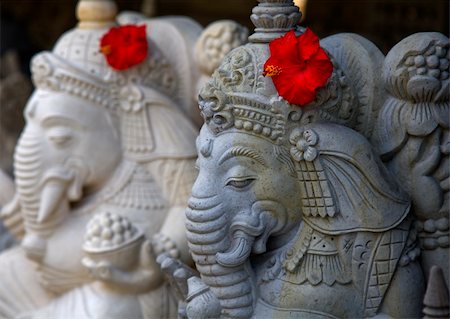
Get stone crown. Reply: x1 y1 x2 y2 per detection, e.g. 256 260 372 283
198 0 308 143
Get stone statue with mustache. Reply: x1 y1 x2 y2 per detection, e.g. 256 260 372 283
155 1 450 318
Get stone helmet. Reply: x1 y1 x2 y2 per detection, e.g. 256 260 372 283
30 0 202 161
198 0 409 233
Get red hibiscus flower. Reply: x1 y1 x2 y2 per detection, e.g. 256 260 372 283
100 25 148 71
264 28 333 106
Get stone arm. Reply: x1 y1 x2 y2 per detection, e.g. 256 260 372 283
145 158 197 264
82 240 164 294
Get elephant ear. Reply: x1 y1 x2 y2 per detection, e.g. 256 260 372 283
298 123 410 235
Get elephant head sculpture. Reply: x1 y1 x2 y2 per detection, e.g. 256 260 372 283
15 39 122 262
184 1 426 318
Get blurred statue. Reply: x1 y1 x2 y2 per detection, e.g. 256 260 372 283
0 0 247 318
0 170 15 251
158 1 448 318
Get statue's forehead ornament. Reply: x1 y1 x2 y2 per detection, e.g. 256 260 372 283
198 0 336 146
198 45 294 145
30 0 178 113
198 0 386 144
31 52 112 108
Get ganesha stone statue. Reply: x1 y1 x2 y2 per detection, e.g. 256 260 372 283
157 0 449 318
0 0 247 318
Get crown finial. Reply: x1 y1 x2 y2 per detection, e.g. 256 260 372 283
76 0 118 29
249 0 302 43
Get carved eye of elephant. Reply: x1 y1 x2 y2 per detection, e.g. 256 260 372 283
46 126 75 149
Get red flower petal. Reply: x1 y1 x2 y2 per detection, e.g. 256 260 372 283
100 25 148 71
275 68 317 105
264 28 333 106
268 30 301 67
301 48 333 90
297 28 320 62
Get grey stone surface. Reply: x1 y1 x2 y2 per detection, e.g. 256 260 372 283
159 0 448 318
373 32 450 286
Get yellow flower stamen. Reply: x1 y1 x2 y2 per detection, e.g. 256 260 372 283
100 45 111 55
263 65 282 77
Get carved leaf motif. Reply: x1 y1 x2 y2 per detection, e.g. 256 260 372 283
402 102 439 137
406 76 441 103
374 97 408 158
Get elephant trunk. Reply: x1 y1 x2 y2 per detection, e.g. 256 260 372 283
186 196 254 318
14 130 44 235
185 198 289 318
14 130 84 260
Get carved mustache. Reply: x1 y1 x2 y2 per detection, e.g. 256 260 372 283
216 201 287 268
186 198 288 267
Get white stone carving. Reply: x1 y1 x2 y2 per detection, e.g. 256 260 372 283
0 1 246 318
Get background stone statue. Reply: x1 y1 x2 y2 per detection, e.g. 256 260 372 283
158 0 448 318
373 32 449 286
0 0 247 318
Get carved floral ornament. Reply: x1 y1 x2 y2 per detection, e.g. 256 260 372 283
376 33 449 155
289 127 319 162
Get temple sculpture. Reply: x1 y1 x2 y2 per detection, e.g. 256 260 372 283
373 32 449 286
0 0 247 318
157 0 449 318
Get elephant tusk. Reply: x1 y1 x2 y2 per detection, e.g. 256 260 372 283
216 231 254 267
37 177 70 224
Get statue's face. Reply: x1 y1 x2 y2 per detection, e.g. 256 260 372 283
187 125 301 267
15 89 121 249
20 90 121 189
185 126 301 317
191 126 301 222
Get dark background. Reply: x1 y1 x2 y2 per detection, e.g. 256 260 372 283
1 0 448 65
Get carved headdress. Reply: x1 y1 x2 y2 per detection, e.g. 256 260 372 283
199 0 410 233
31 0 200 161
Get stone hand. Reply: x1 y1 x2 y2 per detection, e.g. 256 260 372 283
155 253 198 300
82 257 113 281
